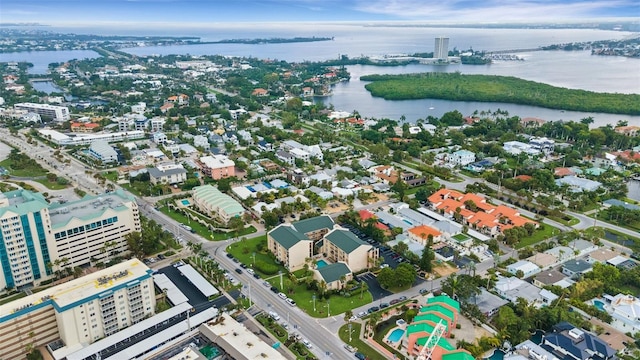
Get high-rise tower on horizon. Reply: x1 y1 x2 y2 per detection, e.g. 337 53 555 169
434 36 449 60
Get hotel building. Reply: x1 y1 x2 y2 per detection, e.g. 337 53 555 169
0 189 140 291
0 259 155 360
14 103 70 122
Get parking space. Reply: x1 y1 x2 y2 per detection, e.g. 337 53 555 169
357 273 392 300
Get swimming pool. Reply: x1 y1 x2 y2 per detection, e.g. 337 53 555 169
316 260 328 268
181 199 191 206
388 328 405 342
593 299 606 311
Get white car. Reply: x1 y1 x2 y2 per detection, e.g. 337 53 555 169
286 298 296 307
302 339 312 349
246 268 254 275
268 311 280 321
278 292 287 300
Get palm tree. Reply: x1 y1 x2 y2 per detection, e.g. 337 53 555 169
344 310 353 323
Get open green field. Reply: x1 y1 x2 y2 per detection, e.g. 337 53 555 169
515 224 555 249
362 72 640 115
33 178 69 190
0 158 49 177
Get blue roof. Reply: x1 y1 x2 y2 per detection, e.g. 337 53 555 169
603 198 640 211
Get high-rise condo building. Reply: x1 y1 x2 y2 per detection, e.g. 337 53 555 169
0 189 140 291
434 37 450 60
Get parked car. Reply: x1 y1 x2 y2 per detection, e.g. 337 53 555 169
253 273 260 279
278 292 287 300
302 339 312 348
268 311 280 321
234 268 242 274
355 352 367 360
286 298 296 307
226 253 234 258
270 286 278 293
380 303 389 309
389 299 399 305
344 344 357 353
398 296 407 301
419 288 429 295
367 306 380 313
246 268 254 274
357 311 367 318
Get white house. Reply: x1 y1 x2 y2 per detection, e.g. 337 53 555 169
448 150 476 166
506 260 541 278
606 293 640 335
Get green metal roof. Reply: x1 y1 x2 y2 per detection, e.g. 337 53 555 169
292 215 334 234
0 189 48 217
419 304 455 324
193 185 244 217
316 262 351 283
269 225 308 250
427 295 460 312
324 229 367 254
442 351 475 360
407 322 435 336
412 313 450 332
415 334 455 351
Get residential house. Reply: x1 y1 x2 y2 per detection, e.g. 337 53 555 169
475 288 508 317
193 135 209 149
276 150 295 166
532 269 568 288
555 176 602 192
606 293 640 335
506 260 541 278
407 225 443 245
448 150 476 166
167 94 189 106
562 259 593 279
615 125 640 137
494 276 557 307
192 185 244 224
543 322 616 360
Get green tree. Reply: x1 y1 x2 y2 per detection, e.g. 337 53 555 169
419 243 434 272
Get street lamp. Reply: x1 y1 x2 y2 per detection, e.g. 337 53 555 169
312 294 316 312
327 300 330 317
252 252 256 266
348 322 353 342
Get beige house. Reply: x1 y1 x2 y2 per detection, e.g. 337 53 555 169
267 225 313 271
313 262 352 290
321 229 379 272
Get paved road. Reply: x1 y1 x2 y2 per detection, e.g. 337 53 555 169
3 129 638 359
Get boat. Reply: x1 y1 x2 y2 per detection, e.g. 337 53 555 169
428 106 435 110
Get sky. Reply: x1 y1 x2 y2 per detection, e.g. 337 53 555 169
1 0 639 25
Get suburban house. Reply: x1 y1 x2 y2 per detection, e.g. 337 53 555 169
407 225 443 245
562 260 593 279
506 260 541 278
447 150 476 166
605 293 640 335
543 322 616 360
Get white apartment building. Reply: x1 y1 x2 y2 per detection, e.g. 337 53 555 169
448 150 476 166
0 189 140 291
0 259 155 360
88 140 119 164
37 129 145 147
14 103 70 122
148 163 187 185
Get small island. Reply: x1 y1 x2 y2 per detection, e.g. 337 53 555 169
362 72 640 115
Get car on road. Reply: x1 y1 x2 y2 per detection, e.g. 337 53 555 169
240 263 248 269
357 311 367 318
398 296 407 301
389 299 399 305
367 306 380 313
355 352 367 360
252 273 260 279
380 303 389 309
234 268 242 274
278 292 287 300
263 281 270 287
232 258 239 263
344 344 357 353
419 288 429 295
246 268 254 274
270 286 278 293
226 253 234 258
268 311 280 321
302 339 312 349
286 298 296 307
349 315 358 322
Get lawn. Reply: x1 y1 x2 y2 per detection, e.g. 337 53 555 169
547 214 580 227
453 233 471 242
405 180 441 195
33 178 69 190
256 313 289 342
515 224 556 249
226 235 288 276
0 158 48 177
338 323 387 360
270 278 373 318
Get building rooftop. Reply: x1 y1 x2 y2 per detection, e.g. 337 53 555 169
292 215 334 235
325 229 368 253
563 259 593 273
316 262 351 283
533 269 566 286
48 189 136 228
474 288 508 315
269 225 308 250
199 314 286 360
0 259 151 321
